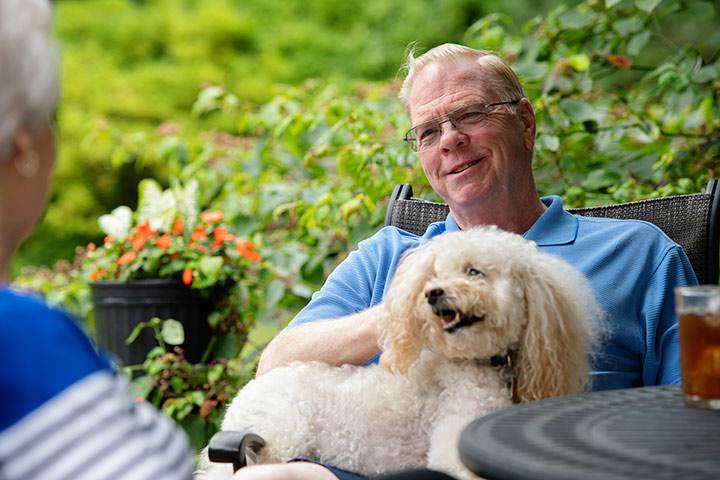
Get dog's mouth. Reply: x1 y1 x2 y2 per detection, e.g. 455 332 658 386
437 309 484 333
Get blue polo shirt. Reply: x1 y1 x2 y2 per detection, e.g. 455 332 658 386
290 196 697 390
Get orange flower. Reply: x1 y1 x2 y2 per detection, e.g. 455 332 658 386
132 220 158 251
117 251 137 265
90 268 104 281
156 234 172 252
172 218 184 235
87 242 96 251
104 235 115 244
169 253 180 260
210 227 235 249
200 210 223 223
236 240 262 262
191 226 207 241
213 227 235 242
182 267 193 285
189 242 208 253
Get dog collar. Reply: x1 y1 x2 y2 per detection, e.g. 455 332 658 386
489 352 520 403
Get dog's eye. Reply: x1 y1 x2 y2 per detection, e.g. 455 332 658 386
466 267 484 277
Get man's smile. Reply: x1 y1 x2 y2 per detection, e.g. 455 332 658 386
450 158 482 174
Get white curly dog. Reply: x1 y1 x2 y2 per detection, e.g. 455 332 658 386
196 227 600 480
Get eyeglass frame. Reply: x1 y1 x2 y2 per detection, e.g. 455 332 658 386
403 100 521 152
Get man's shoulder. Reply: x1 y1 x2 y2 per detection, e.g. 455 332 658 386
355 225 425 255
574 213 676 245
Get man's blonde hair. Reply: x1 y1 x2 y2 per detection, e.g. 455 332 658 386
399 43 527 112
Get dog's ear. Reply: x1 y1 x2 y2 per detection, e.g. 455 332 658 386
515 252 599 401
378 243 437 375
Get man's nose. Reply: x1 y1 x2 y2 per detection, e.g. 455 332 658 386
438 118 466 150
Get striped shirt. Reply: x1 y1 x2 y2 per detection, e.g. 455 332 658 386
0 288 193 480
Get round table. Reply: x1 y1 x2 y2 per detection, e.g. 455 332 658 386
459 385 720 480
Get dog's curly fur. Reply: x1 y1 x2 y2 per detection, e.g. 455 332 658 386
195 227 601 480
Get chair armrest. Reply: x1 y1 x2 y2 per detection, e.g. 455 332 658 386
208 431 266 472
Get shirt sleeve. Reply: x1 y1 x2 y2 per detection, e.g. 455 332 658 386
0 291 110 430
642 244 698 386
288 227 418 328
0 290 193 480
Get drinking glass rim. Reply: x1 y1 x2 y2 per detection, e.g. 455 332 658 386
675 285 720 296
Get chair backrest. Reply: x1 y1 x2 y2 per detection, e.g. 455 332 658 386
384 180 720 285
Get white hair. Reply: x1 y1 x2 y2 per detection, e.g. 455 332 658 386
0 0 58 160
399 43 527 113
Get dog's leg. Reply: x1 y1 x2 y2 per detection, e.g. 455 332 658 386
426 414 484 480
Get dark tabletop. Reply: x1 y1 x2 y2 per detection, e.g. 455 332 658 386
459 385 720 480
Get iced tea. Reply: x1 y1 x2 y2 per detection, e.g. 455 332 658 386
678 312 720 408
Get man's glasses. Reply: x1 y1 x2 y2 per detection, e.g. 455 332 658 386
403 100 520 152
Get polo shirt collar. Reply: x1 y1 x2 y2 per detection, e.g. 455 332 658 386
524 196 578 246
443 195 578 246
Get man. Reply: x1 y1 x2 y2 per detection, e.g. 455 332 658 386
237 44 697 480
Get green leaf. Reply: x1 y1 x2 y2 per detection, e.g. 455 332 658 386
208 363 225 385
558 99 596 123
190 391 206 406
179 415 207 451
170 375 186 394
264 280 286 311
199 256 224 278
128 375 154 401
558 10 595 30
581 169 621 190
161 319 185 346
627 30 652 56
635 0 662 14
688 1 715 18
148 358 165 376
567 54 590 72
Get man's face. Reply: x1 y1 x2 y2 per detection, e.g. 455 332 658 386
408 60 535 213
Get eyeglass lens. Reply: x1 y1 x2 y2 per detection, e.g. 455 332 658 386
405 101 518 152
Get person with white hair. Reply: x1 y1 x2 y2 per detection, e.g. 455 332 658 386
223 44 697 480
0 1 193 479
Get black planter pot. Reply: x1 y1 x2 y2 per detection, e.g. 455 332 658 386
90 279 213 366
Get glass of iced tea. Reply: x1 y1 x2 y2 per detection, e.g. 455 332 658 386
675 285 720 409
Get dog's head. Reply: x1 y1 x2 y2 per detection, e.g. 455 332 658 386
378 226 601 401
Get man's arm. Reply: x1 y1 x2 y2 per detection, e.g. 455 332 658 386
256 304 383 376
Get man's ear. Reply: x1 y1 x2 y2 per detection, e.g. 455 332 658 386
518 98 536 150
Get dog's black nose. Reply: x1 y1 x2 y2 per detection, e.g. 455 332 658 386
425 288 444 305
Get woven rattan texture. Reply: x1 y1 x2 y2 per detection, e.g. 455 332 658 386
388 194 714 283
389 199 450 236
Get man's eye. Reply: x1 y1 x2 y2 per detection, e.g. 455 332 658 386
457 110 487 122
419 126 439 140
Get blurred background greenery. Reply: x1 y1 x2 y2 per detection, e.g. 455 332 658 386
14 0 566 275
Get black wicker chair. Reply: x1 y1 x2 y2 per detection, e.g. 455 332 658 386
384 180 720 285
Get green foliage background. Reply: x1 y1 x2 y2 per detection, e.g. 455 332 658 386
10 0 720 452
15 0 548 274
